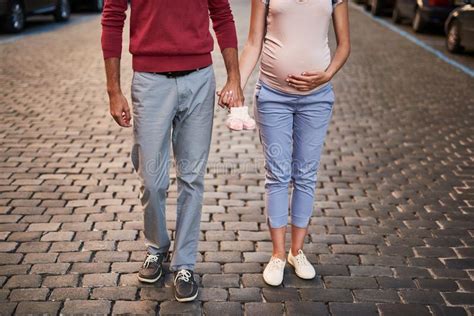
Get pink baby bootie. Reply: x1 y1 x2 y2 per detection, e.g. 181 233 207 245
226 106 256 131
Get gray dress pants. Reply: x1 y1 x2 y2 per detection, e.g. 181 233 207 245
130 65 215 271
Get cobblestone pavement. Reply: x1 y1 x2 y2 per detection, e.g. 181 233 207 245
1 1 474 315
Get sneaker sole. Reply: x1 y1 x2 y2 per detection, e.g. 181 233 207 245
263 278 283 287
175 289 199 302
137 270 162 283
288 260 316 280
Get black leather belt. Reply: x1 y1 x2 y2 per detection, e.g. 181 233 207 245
153 68 201 78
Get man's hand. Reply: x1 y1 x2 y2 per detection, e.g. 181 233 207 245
217 78 245 108
109 91 131 127
286 71 332 92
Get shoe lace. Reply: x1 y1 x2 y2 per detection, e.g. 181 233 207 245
175 269 192 283
295 250 310 266
268 257 284 271
143 254 160 268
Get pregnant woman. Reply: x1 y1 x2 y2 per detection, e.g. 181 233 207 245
238 0 350 286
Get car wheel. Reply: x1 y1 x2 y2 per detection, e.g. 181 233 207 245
412 7 425 32
392 3 402 24
371 0 383 16
446 20 463 53
2 0 25 33
54 0 71 22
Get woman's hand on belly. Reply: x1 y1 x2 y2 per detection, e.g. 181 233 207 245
286 71 332 92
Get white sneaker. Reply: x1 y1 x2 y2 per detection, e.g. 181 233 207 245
288 249 316 280
263 256 286 286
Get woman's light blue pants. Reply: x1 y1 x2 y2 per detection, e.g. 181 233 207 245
254 81 335 228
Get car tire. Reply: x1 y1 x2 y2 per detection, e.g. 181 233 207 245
412 7 426 32
92 0 104 12
371 0 383 16
54 0 71 22
2 0 25 33
446 20 463 53
392 3 402 24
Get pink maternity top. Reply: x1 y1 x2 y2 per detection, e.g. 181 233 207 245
260 0 343 95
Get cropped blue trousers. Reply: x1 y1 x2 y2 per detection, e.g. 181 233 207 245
254 81 335 228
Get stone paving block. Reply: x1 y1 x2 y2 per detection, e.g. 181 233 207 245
15 301 61 315
442 292 474 305
245 302 283 315
198 287 229 301
49 287 90 300
377 303 432 316
82 273 118 287
300 288 353 302
42 274 78 288
353 289 400 303
416 278 459 291
202 274 240 288
319 254 358 265
331 244 377 254
0 242 18 252
0 289 10 300
4 274 42 289
160 301 202 315
229 288 261 302
262 287 299 302
314 265 349 276
376 277 416 289
285 301 329 316
91 286 137 300
27 223 60 232
9 288 49 301
112 300 157 315
30 263 69 275
16 242 50 253
349 265 393 277
429 305 468 316
93 251 129 263
195 262 222 274
7 231 42 242
0 302 16 315
204 251 241 263
49 241 82 252
61 300 111 314
0 264 30 276
70 262 110 274
324 276 378 289
398 289 445 304
203 302 242 316
223 262 262 273
23 252 58 264
329 302 378 316
105 229 137 241
0 253 25 265
220 241 255 252
139 287 174 301
0 276 6 287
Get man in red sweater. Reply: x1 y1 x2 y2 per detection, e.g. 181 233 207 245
101 0 243 302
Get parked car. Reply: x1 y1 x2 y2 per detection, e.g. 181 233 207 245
71 0 103 13
0 0 71 33
365 0 396 16
392 0 456 32
445 0 474 52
